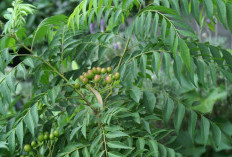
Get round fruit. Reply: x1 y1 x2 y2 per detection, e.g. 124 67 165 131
44 131 49 135
102 81 106 86
105 75 112 84
75 82 80 89
96 67 101 74
94 75 101 83
87 70 94 79
79 75 84 81
24 144 31 152
92 67 97 74
101 68 107 74
107 67 112 73
31 141 36 147
53 130 59 137
83 73 88 78
50 133 54 140
114 72 120 80
81 77 88 84
37 134 44 142
44 134 48 140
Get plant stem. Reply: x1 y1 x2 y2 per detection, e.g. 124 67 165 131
116 37 130 72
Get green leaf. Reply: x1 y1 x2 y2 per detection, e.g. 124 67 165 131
16 121 23 149
139 55 147 77
167 148 175 157
163 52 171 78
221 50 232 72
219 67 232 83
188 111 197 142
180 0 190 18
17 64 27 79
170 0 180 14
179 39 191 72
108 151 124 157
191 0 200 23
209 63 216 86
153 13 159 41
173 55 182 85
143 91 156 112
174 104 185 133
159 144 167 157
107 141 133 149
203 0 213 20
209 46 223 66
161 18 167 40
82 147 90 157
211 123 221 148
227 2 232 32
129 86 142 103
106 131 128 139
145 12 152 38
23 58 34 68
8 130 15 154
136 138 145 150
148 140 159 157
90 133 102 152
71 150 80 157
0 83 11 104
24 112 35 136
196 60 205 85
216 0 227 28
200 116 210 146
152 52 161 77
31 104 38 127
163 98 174 124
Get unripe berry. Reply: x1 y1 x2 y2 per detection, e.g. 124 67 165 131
24 144 31 152
31 141 36 147
105 75 112 84
82 77 88 84
83 73 88 78
114 72 120 80
92 67 97 74
37 134 44 142
79 75 84 81
94 75 101 83
53 130 59 137
87 70 94 79
101 68 107 74
96 67 102 74
49 133 54 140
107 67 112 73
44 134 48 140
75 82 80 89
102 81 106 86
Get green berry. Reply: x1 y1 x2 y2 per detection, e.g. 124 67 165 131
50 133 54 140
81 77 88 84
101 68 107 74
37 134 44 142
94 75 101 83
79 75 84 81
31 141 36 147
114 72 120 80
53 130 59 137
44 134 48 140
87 70 94 79
24 144 31 152
96 67 101 74
107 67 112 73
92 67 97 74
105 75 112 84
102 81 106 86
75 82 80 88
44 132 49 135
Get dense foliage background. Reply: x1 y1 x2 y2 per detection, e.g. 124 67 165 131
1 0 232 156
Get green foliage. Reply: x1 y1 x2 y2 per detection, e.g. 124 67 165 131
0 0 232 156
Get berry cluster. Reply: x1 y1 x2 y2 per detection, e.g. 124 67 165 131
75 67 120 88
21 130 59 156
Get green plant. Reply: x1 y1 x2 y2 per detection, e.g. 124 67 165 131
1 0 232 156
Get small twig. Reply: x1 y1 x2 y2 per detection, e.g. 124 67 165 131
116 37 130 72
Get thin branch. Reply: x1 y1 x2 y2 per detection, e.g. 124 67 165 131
116 37 130 71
